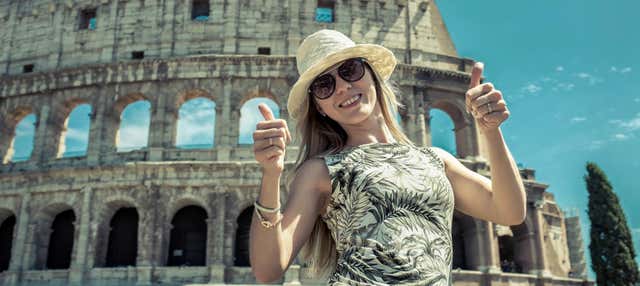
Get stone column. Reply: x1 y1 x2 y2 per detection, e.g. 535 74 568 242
286 0 301 55
1 1 18 74
47 2 65 68
217 77 232 160
207 190 226 283
69 187 93 286
30 104 50 165
468 219 500 272
5 192 31 286
531 200 551 277
86 95 107 166
222 1 239 54
0 118 15 164
147 85 170 161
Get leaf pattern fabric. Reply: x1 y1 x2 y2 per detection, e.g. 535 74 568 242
320 142 454 285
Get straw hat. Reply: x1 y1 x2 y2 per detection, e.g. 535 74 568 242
287 29 397 120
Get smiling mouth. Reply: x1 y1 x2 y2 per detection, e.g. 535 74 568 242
339 94 362 108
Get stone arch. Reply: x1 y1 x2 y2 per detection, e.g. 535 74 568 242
30 203 77 270
1 106 37 164
451 211 475 270
167 205 208 266
238 89 280 107
0 208 17 272
233 206 253 267
94 197 140 268
168 196 211 220
175 89 217 109
428 99 470 157
54 99 93 158
113 93 152 151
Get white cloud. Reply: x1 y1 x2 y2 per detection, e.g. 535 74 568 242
522 83 542 94
118 124 149 149
586 140 604 150
620 67 632 73
556 66 564 72
634 98 640 103
610 66 617 72
575 72 603 85
613 133 629 140
176 98 216 147
65 127 89 142
570 117 586 123
611 114 640 131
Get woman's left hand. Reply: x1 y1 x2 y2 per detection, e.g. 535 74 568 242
465 62 510 133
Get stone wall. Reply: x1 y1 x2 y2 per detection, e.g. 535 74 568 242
1 0 460 76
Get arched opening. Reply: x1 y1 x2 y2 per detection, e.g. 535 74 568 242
176 98 216 149
239 97 279 145
498 234 523 273
167 206 207 266
58 104 92 158
105 207 139 267
451 215 468 270
5 113 36 162
0 215 16 272
117 101 151 152
429 108 457 156
234 207 253 266
46 210 76 269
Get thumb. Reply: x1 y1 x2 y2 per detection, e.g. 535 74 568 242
469 62 484 89
258 103 275 121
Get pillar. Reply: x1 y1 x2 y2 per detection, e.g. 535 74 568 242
69 187 93 285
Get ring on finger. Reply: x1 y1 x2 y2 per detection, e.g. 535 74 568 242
269 138 273 146
487 103 493 114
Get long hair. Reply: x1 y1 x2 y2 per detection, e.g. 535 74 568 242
287 64 413 278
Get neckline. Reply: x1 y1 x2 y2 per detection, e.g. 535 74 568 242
340 141 401 152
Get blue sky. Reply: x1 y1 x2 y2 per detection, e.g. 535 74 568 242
436 0 640 277
7 0 637 278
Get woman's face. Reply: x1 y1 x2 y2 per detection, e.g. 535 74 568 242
312 60 379 125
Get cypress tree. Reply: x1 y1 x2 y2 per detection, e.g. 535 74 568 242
585 162 638 285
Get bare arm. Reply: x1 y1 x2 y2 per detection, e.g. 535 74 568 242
249 159 331 282
432 128 526 226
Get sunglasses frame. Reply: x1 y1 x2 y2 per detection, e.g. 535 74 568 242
308 58 368 100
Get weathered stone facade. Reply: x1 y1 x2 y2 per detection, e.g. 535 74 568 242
0 0 592 285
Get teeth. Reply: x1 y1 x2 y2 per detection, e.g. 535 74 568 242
340 95 361 107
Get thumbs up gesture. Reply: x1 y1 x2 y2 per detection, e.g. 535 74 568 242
465 62 510 133
253 103 292 176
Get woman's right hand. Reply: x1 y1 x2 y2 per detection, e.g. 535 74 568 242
253 103 292 175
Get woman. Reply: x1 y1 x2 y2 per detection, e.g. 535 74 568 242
249 29 526 285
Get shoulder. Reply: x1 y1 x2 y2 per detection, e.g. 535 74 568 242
423 146 456 169
293 158 332 193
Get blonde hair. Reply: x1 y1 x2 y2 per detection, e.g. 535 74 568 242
287 64 414 278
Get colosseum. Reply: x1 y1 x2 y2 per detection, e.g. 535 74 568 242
0 0 593 285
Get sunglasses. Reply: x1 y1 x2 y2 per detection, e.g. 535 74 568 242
308 58 367 100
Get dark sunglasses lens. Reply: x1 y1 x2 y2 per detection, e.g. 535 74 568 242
338 59 365 82
310 74 335 99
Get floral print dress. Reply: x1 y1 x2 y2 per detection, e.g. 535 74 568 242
320 142 455 285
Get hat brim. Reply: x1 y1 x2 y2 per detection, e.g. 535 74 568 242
287 44 397 121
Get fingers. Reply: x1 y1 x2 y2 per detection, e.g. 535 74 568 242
253 128 287 150
474 100 507 117
469 62 484 89
254 145 285 162
258 103 275 121
256 119 292 144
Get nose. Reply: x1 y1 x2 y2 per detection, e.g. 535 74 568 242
333 73 352 97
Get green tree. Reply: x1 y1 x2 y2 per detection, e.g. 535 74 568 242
585 162 638 285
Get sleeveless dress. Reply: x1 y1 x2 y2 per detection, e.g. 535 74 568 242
320 142 455 286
